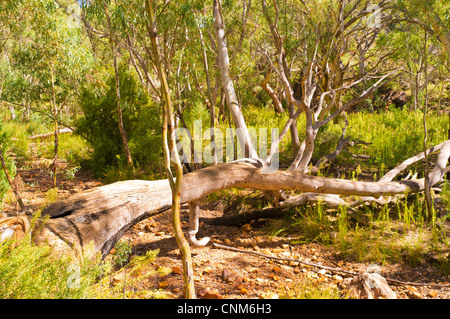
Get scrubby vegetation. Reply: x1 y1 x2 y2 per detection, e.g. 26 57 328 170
0 0 450 299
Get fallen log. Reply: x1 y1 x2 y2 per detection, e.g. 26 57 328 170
10 139 447 260
28 127 75 140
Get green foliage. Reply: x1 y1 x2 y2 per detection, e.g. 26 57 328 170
0 235 108 298
112 239 132 268
75 67 161 176
0 118 16 207
314 108 448 170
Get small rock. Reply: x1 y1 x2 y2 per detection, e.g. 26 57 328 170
240 288 248 294
112 273 124 284
172 266 182 275
318 269 327 275
158 281 169 289
347 273 396 299
248 267 259 274
406 285 422 299
333 275 343 282
428 289 438 298
260 292 279 299
269 274 279 281
272 265 282 274
138 231 144 236
202 267 214 274
201 290 224 299
222 268 232 282
234 276 245 289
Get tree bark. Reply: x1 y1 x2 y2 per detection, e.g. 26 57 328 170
145 0 195 299
28 127 74 140
213 0 258 159
105 4 133 167
260 70 284 113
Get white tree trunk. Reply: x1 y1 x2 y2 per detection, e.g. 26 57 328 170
213 0 258 159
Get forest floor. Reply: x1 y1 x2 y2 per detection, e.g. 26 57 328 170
4 157 450 299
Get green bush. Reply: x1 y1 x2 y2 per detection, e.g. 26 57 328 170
75 67 161 177
0 235 109 298
0 118 16 207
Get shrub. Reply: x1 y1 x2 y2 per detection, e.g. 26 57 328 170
75 67 161 177
0 235 109 298
0 118 17 207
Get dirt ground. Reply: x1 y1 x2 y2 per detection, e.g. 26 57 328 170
4 159 450 299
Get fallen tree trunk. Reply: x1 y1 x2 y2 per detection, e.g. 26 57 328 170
30 137 450 260
28 127 75 140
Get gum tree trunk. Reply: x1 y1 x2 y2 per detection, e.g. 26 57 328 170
213 0 258 159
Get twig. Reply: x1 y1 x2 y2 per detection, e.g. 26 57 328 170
212 243 450 288
213 242 357 276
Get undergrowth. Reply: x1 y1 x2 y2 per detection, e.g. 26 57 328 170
0 235 107 298
262 193 450 271
0 233 173 299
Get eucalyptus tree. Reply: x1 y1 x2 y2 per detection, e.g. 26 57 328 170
394 0 450 65
76 0 135 167
144 0 196 298
10 0 450 300
253 0 400 173
1 0 93 186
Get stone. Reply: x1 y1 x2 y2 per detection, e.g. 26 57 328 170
234 276 245 289
347 273 397 299
222 268 232 282
199 288 224 299
248 267 259 274
318 269 327 275
406 286 422 299
202 267 214 274
260 292 279 299
172 266 182 275
158 281 169 289
427 289 438 298
272 265 282 274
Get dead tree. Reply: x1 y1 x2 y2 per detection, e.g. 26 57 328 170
22 138 450 260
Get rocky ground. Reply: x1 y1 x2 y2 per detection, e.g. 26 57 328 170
4 159 450 299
